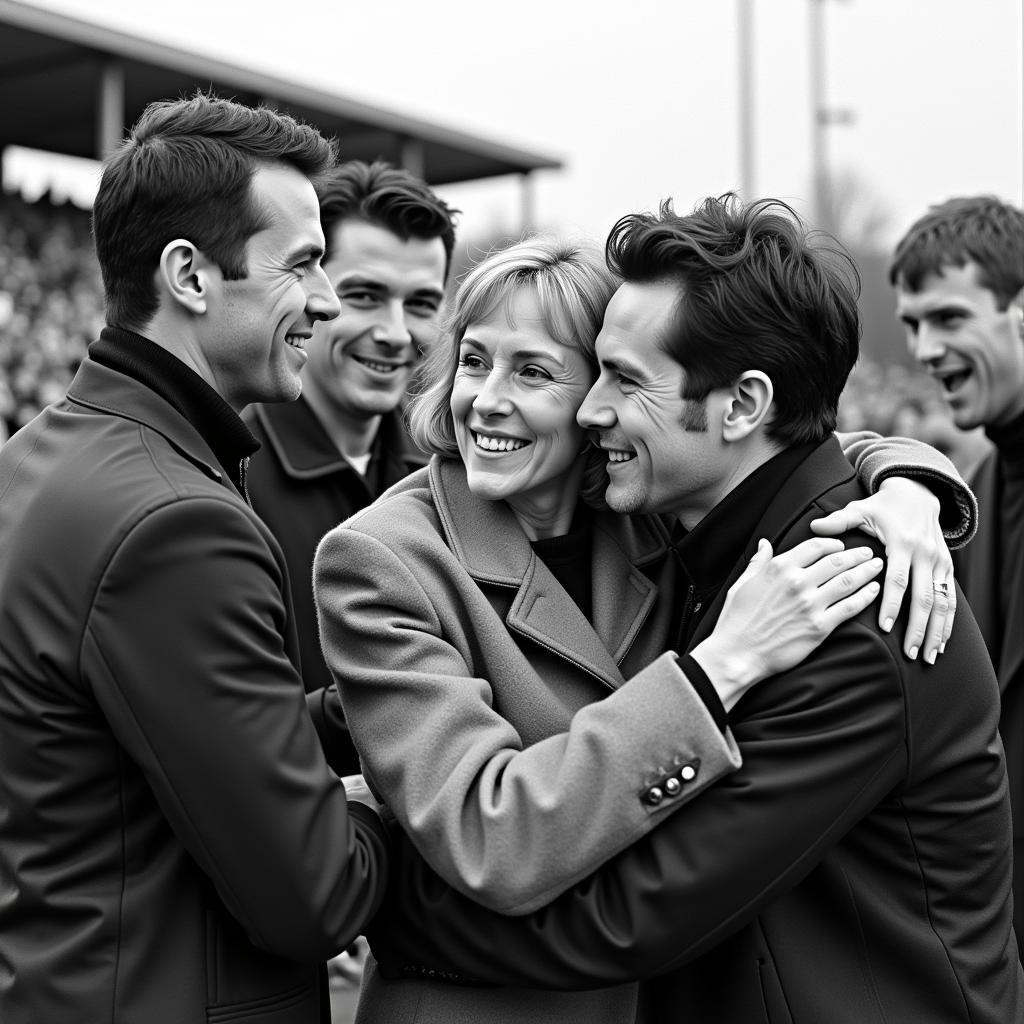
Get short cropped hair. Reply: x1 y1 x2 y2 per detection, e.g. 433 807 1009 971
92 90 337 331
316 161 459 279
407 236 617 500
606 194 861 446
889 195 1024 309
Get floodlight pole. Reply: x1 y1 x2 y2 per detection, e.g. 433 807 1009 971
519 171 536 234
738 0 756 200
97 60 125 160
809 0 829 226
809 0 855 228
399 136 425 180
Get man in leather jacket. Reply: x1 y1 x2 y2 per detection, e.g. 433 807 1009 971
0 92 389 1024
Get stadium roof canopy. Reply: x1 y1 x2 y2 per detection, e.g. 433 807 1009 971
0 0 562 185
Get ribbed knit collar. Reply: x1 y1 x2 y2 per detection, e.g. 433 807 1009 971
529 505 594 558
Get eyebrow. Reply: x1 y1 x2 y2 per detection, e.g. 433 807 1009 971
598 351 645 379
336 274 444 299
460 336 569 368
287 243 325 265
336 275 387 291
899 300 973 321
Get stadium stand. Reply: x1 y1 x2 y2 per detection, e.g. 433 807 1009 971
0 190 102 442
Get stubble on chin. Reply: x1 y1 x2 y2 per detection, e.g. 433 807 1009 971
604 483 646 515
268 373 303 406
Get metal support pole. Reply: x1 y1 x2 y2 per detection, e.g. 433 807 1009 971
809 0 828 226
399 137 425 180
737 0 756 200
97 61 125 160
519 172 536 234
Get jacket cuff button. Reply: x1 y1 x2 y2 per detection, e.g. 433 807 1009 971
664 777 682 796
681 764 697 782
643 786 665 806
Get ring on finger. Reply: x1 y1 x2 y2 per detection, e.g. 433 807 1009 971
932 579 950 595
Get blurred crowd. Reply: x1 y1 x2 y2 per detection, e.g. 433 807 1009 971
0 191 104 444
838 359 992 479
0 190 992 476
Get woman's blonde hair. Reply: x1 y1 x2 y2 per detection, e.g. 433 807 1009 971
407 236 618 504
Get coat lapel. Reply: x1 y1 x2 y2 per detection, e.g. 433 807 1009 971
589 515 667 665
429 458 666 690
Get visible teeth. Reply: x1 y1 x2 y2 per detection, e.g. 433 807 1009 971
357 357 399 373
607 449 635 462
475 433 528 452
285 336 306 349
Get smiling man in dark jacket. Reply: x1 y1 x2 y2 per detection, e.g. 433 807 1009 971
0 93 389 1024
245 161 455 774
360 195 1023 1023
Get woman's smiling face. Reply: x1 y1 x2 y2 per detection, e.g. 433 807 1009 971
450 286 595 532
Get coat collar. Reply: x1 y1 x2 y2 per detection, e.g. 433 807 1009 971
673 442 818 594
753 435 858 545
251 398 428 482
66 355 230 487
428 456 670 685
687 436 858 648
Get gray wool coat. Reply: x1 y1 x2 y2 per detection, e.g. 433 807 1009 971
313 456 742 1024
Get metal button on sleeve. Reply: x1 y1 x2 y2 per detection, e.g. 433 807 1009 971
664 777 682 796
643 786 665 806
681 764 697 781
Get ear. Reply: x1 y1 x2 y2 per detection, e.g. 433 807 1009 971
721 370 774 443
157 239 214 316
1013 290 1024 343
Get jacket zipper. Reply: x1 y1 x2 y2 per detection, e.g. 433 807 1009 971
239 456 252 505
677 582 705 650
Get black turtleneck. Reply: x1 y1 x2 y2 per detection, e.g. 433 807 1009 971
670 442 819 723
985 407 1024 648
986 407 1024 474
530 506 594 623
90 326 260 497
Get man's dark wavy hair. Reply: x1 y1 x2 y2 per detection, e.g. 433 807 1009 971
316 160 459 279
605 193 861 445
92 90 337 331
889 195 1024 309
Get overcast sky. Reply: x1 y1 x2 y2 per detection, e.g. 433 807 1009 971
9 0 1024 254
